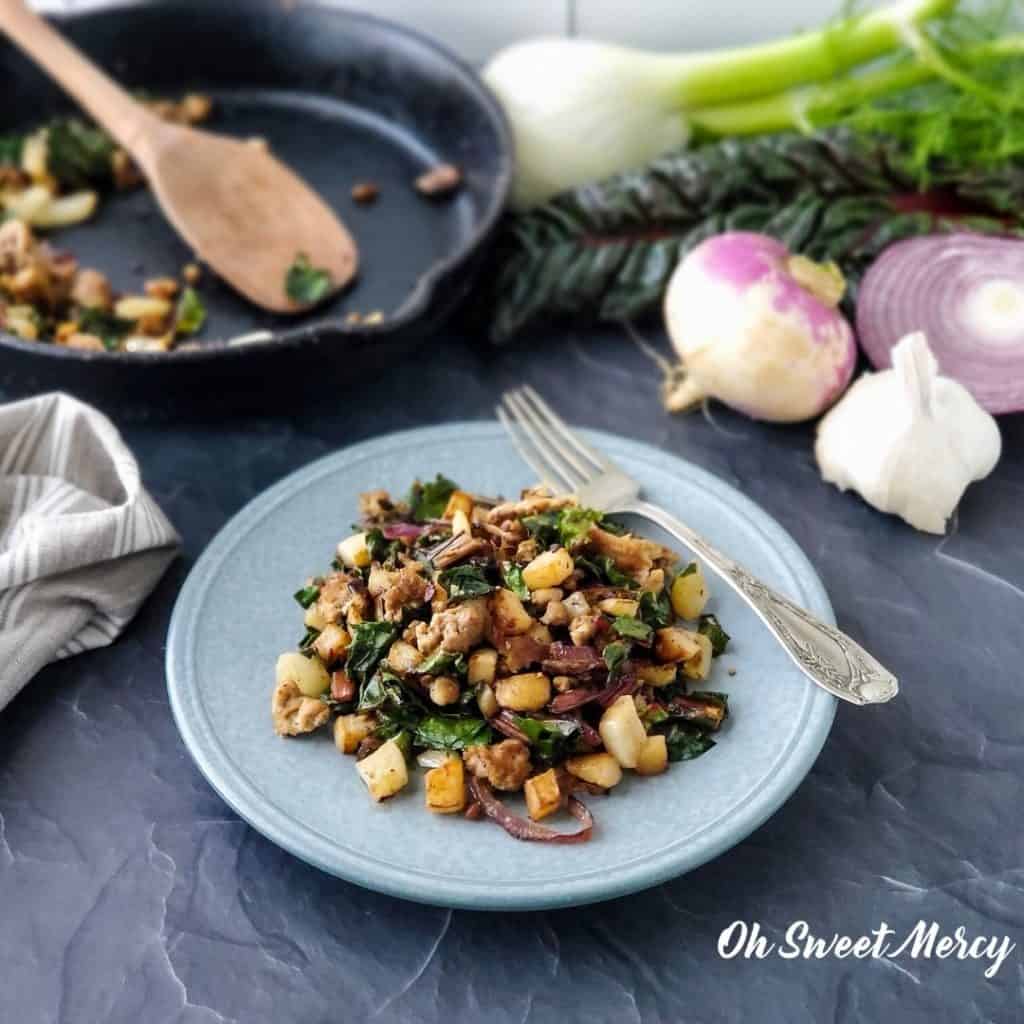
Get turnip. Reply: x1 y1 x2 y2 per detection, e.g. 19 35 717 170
663 232 857 423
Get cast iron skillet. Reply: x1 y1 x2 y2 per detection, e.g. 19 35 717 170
0 0 511 415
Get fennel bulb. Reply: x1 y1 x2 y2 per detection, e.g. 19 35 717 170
483 0 957 209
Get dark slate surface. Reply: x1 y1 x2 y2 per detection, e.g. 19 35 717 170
2 327 1022 1023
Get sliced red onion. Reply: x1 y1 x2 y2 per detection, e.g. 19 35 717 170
381 522 430 540
548 687 601 713
491 711 530 743
468 777 593 844
548 671 636 713
857 233 1024 413
542 642 604 676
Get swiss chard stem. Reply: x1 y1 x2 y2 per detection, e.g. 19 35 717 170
659 0 957 109
689 35 1024 138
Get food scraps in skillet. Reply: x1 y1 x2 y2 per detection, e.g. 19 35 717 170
272 477 733 843
284 253 333 306
350 181 379 204
414 163 462 198
0 94 212 352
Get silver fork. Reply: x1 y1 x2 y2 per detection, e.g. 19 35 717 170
497 386 898 706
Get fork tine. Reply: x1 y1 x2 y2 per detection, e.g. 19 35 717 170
498 395 581 493
520 385 620 474
503 391 587 491
506 390 594 486
496 406 558 488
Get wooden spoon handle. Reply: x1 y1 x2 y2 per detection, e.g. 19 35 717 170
0 0 157 156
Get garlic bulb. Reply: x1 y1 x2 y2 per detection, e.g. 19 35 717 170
814 332 1001 534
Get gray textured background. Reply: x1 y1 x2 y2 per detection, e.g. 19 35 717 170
1 324 1022 1022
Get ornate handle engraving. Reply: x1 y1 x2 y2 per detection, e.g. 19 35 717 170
626 501 898 706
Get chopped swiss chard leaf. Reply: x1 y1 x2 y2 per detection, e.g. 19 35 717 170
500 562 530 601
346 621 399 685
698 613 731 656
438 564 493 601
638 589 672 629
661 722 717 762
407 474 458 522
414 715 492 751
293 584 320 609
613 616 652 643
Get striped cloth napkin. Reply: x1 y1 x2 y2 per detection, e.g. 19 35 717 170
0 393 179 710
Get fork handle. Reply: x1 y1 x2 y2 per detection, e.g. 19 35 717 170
624 500 898 706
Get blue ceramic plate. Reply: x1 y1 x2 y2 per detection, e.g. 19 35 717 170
166 423 836 910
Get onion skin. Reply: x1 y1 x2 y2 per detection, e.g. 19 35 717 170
664 232 856 422
857 233 1024 414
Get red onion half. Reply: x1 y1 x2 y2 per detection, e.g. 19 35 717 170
857 233 1024 413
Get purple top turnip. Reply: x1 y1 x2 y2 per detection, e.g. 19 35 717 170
663 232 857 422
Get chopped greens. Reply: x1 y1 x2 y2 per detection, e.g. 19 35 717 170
556 506 602 549
613 616 652 643
521 510 559 547
661 723 717 762
297 625 320 653
437 564 493 601
346 621 399 685
513 716 579 761
358 670 413 713
603 641 630 678
77 307 131 352
407 474 458 522
500 562 530 601
414 715 492 751
413 649 468 679
293 584 320 609
285 253 332 305
174 287 206 336
638 589 672 629
698 614 731 656
577 554 635 588
45 118 115 189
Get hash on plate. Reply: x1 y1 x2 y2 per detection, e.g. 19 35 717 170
273 475 732 842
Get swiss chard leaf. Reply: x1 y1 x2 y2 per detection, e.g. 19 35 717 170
293 584 320 609
613 616 652 643
174 287 206 336
557 507 602 549
297 625 320 653
365 528 400 565
46 118 114 188
603 641 630 679
407 474 458 522
661 722 717 762
500 562 530 601
698 614 731 656
414 715 491 751
577 555 634 588
347 621 399 685
513 715 579 761
77 307 131 352
521 511 559 548
0 133 23 166
285 253 332 305
357 670 411 713
638 589 672 630
482 128 1023 343
412 649 468 679
438 564 493 601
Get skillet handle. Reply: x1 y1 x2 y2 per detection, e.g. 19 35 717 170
0 0 158 154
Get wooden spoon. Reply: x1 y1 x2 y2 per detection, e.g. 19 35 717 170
0 0 357 313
